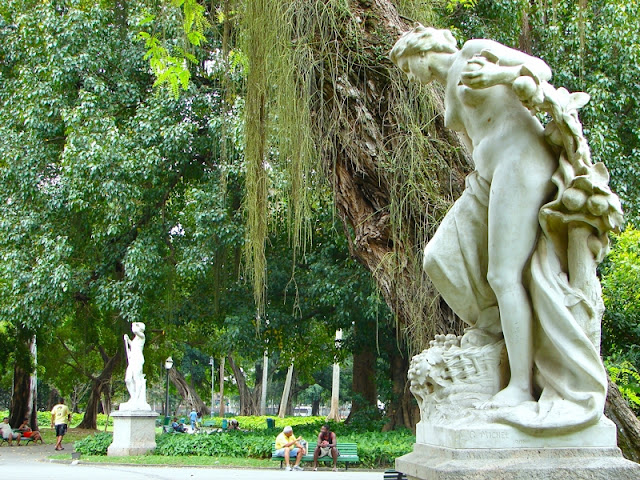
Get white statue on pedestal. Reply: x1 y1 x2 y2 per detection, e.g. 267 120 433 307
391 25 623 432
120 322 151 411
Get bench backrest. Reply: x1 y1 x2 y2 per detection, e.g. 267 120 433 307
271 442 358 455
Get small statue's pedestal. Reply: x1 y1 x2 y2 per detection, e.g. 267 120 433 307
107 410 158 456
397 418 640 479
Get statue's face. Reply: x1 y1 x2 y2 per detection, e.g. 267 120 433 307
397 51 435 84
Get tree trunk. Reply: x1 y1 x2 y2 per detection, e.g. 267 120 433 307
312 398 320 416
260 351 269 415
347 350 377 422
278 363 294 418
327 329 342 422
9 335 37 429
219 357 225 417
168 366 209 418
382 344 419 432
77 347 120 429
47 388 62 411
605 376 640 462
311 0 469 349
227 355 261 415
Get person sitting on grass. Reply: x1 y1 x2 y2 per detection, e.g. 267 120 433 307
171 417 187 433
274 425 305 471
18 417 44 444
1 417 21 446
312 423 339 471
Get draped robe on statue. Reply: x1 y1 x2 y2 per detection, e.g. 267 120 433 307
424 148 620 430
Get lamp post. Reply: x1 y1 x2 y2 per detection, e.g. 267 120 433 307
164 356 173 419
209 356 215 416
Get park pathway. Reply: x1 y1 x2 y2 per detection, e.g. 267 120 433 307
0 443 386 480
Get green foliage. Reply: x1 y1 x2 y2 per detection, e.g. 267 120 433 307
137 31 194 97
445 0 477 13
71 416 415 467
74 432 114 455
601 227 640 368
136 0 211 98
156 430 273 457
606 360 640 413
346 430 415 468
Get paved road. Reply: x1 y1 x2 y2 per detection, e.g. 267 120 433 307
0 443 387 480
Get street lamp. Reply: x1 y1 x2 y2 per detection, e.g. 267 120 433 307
164 356 173 419
209 356 215 416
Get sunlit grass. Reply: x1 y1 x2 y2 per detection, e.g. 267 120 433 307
72 455 273 467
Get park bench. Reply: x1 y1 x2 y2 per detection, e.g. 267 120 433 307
271 441 360 470
20 432 35 445
1 430 34 445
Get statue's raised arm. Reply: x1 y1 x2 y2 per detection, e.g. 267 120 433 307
458 40 552 89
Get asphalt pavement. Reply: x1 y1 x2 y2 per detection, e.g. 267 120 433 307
0 442 387 480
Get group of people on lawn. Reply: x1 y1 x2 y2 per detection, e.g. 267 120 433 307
1 398 71 451
1 416 44 446
274 423 338 472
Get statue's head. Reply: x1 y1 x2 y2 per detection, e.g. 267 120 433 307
132 322 145 334
390 24 458 68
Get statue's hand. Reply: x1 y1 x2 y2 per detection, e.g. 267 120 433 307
460 52 519 89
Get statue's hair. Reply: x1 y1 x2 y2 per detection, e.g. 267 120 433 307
390 24 458 65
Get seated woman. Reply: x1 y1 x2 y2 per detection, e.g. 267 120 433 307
18 417 44 444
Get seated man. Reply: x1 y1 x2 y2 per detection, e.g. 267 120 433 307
18 417 44 444
274 425 305 471
1 417 21 446
312 424 339 471
171 417 187 433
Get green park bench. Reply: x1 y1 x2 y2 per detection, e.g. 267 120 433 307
271 442 359 470
1 430 34 445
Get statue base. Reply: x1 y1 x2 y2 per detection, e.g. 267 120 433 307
107 410 159 456
416 417 618 449
396 442 640 480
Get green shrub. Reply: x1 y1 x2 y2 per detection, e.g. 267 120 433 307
74 432 114 455
72 415 415 468
153 420 414 467
155 431 273 458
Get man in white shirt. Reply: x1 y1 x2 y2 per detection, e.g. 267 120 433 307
1 417 21 446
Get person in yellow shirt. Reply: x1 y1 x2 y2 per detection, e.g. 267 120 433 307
50 398 71 451
274 425 305 471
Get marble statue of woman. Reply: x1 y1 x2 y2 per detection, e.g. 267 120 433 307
391 25 622 431
120 322 151 411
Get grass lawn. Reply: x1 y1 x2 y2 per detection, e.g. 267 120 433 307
54 454 274 468
36 426 108 446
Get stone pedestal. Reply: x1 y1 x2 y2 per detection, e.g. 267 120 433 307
416 417 618 449
107 410 158 456
397 419 640 480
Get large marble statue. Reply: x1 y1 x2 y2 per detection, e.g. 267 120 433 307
391 25 623 432
120 322 151 411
